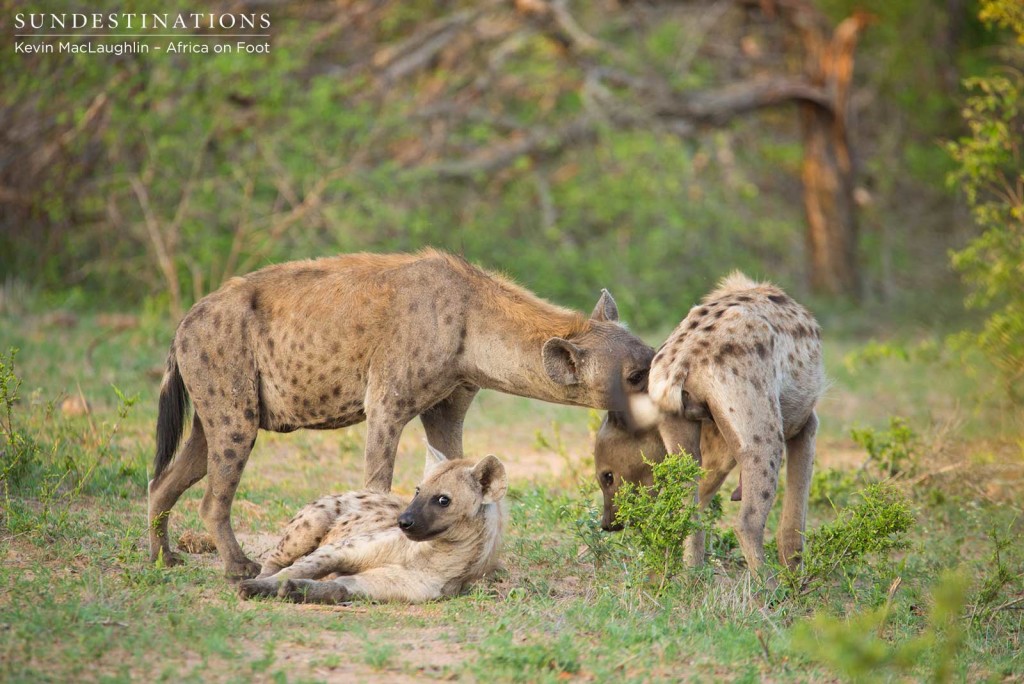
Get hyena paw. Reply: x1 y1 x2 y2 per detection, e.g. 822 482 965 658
225 558 262 582
150 548 185 568
278 579 350 605
237 578 280 600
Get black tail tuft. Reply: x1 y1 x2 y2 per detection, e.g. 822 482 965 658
153 351 190 480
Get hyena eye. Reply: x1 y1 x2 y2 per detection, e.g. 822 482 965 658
601 471 614 487
415 487 420 496
435 495 451 507
627 369 648 387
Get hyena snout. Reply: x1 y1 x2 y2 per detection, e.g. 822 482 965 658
397 512 415 531
601 504 624 532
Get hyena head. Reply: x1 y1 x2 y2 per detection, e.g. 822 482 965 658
541 290 655 407
397 444 508 542
594 411 666 531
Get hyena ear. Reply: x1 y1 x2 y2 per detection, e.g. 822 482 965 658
471 454 508 505
590 288 619 322
424 443 448 477
542 337 583 386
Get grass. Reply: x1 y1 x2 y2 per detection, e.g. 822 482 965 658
1 309 1022 682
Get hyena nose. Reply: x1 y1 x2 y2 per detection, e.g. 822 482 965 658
397 513 415 530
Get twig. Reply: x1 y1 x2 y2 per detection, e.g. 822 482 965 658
130 176 181 319
755 629 771 662
992 596 1024 613
907 461 967 486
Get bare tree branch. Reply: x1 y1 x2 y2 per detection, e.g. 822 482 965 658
422 76 832 180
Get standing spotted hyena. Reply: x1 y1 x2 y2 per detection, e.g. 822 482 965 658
603 272 824 575
149 249 653 578
238 444 507 604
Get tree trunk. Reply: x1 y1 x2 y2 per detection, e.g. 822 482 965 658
789 7 869 297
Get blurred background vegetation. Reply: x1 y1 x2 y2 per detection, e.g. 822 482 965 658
0 0 1021 395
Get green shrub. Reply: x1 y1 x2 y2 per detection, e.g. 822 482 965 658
808 468 863 508
969 521 1024 623
559 481 625 571
850 416 920 478
0 349 140 539
613 451 704 586
788 482 915 596
792 571 969 683
0 348 41 490
946 0 1024 403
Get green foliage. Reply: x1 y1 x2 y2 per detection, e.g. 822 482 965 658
0 348 142 540
842 339 941 374
946 1 1024 402
788 483 915 596
613 451 704 585
850 416 921 478
559 482 624 571
979 0 1024 39
792 571 969 683
0 348 40 489
969 520 1024 623
808 467 862 507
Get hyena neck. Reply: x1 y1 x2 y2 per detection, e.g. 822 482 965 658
463 299 590 404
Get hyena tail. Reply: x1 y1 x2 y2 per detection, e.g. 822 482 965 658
154 349 190 480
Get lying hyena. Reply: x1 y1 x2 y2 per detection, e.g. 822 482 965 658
604 272 823 575
149 249 653 578
238 445 507 604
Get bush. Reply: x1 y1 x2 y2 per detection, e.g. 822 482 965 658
850 416 920 478
946 0 1024 403
792 571 968 683
788 482 915 596
613 451 704 587
0 349 40 490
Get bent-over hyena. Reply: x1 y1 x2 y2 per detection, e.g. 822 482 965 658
605 272 824 575
149 249 653 578
238 444 507 604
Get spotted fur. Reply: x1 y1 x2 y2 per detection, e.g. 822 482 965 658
601 272 823 575
238 445 507 604
148 249 653 579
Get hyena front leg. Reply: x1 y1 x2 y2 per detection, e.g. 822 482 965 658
777 412 817 569
275 579 351 605
419 384 479 460
282 568 440 604
239 542 344 600
239 534 399 600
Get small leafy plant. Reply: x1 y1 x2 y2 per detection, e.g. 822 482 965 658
850 416 920 478
613 450 704 587
559 482 624 571
792 571 969 683
787 482 915 596
0 348 40 490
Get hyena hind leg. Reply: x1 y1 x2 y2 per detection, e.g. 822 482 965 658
258 496 344 578
148 415 208 567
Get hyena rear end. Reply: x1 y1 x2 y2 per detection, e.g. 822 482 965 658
239 445 507 604
607 272 824 575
